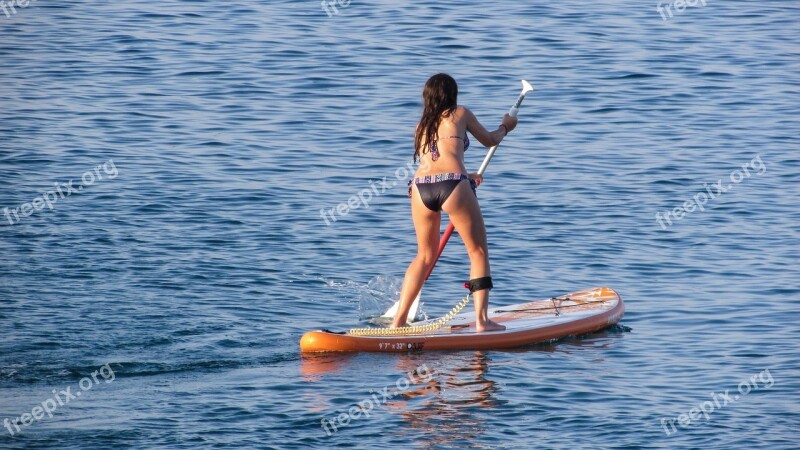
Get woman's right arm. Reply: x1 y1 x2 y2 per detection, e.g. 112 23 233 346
464 107 517 147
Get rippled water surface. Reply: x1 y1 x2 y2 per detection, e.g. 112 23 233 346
1 1 798 448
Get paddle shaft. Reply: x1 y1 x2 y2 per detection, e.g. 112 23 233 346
422 89 531 281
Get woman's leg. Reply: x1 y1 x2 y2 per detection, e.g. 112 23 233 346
442 181 505 332
391 185 441 328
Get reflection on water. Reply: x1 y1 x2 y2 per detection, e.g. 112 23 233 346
300 329 629 445
395 352 500 447
300 353 359 381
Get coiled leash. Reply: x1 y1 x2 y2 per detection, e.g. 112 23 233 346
348 277 493 336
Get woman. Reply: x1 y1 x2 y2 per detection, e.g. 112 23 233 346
391 73 518 332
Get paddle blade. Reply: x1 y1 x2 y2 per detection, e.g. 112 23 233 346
380 290 421 322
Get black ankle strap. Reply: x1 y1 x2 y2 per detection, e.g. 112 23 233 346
464 276 493 292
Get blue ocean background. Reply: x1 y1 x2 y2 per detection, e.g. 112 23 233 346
1 0 798 448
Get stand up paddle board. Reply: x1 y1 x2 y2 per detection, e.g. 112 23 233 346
300 287 623 352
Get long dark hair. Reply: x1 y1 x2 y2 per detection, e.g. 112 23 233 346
414 73 458 162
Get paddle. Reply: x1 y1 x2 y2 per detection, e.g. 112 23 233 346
382 80 534 322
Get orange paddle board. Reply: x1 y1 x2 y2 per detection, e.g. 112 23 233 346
300 287 623 352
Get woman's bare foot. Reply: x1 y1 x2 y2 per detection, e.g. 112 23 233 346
390 314 412 328
476 319 505 332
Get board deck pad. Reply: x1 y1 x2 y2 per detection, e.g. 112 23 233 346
300 287 624 352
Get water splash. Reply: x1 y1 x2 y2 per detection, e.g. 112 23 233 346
355 275 403 320
319 274 429 321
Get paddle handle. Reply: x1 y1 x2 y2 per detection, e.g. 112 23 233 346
477 84 532 175
507 92 527 119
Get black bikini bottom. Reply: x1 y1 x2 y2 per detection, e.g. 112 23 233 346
408 173 477 212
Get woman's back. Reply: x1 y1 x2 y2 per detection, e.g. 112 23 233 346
414 106 470 177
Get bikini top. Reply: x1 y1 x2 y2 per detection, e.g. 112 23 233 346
429 135 469 161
